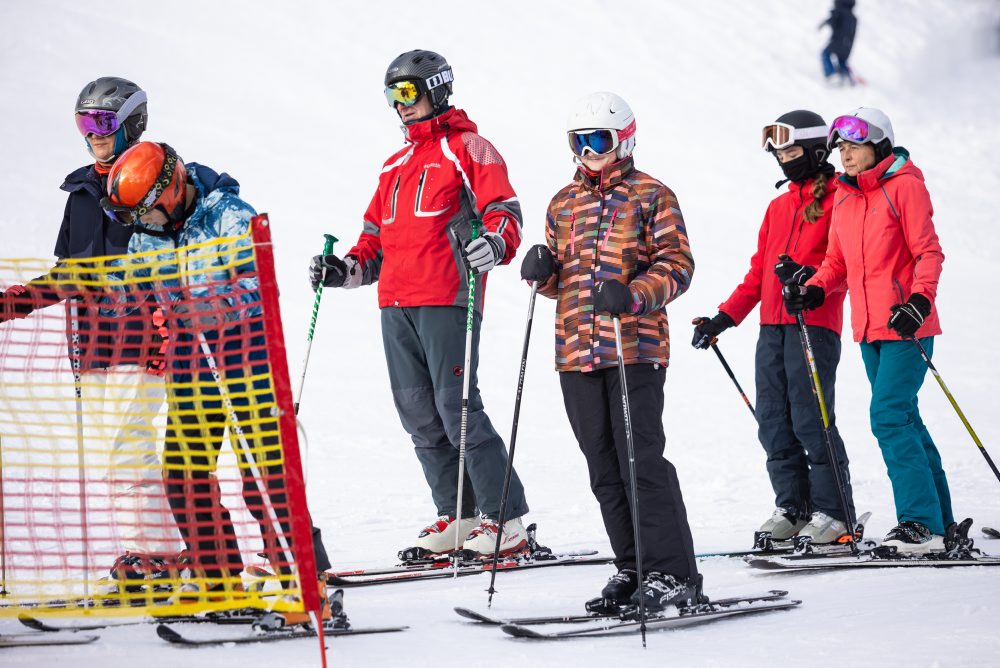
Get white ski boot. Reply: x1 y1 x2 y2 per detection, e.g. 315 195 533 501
462 516 528 557
413 515 478 554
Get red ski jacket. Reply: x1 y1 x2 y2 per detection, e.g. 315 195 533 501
810 149 943 342
348 107 522 312
719 175 845 334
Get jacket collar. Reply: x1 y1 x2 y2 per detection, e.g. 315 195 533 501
840 147 910 192
401 107 477 143
575 156 635 192
60 164 103 197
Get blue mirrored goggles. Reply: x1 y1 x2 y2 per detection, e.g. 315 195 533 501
568 129 617 157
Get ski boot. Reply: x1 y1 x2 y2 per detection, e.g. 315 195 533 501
754 508 806 551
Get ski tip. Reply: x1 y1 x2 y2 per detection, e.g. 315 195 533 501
500 623 545 639
156 624 183 643
16 614 45 632
453 607 485 622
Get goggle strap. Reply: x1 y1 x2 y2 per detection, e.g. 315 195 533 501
792 125 828 141
425 69 453 91
113 90 147 125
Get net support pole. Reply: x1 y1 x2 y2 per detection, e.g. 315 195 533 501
250 214 325 666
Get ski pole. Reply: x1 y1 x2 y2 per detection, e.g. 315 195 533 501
711 342 755 418
612 316 647 647
0 435 7 596
453 220 481 570
910 337 1000 484
486 281 538 606
691 318 754 418
196 331 296 574
295 234 337 416
69 298 91 604
794 313 858 543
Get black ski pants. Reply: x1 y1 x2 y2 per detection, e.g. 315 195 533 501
755 324 854 522
559 363 697 580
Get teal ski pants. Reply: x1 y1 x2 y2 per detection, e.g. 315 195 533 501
860 337 953 535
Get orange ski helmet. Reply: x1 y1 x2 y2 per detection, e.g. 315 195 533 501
103 141 187 225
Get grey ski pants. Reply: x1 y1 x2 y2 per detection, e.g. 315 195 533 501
381 306 528 521
755 324 854 521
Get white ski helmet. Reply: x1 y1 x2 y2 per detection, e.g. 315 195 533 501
828 107 895 161
566 92 636 160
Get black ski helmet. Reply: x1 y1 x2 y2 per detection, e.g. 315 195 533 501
384 50 453 113
769 110 830 164
75 76 148 144
766 110 832 184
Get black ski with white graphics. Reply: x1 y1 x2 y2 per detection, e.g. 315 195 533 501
747 518 1000 571
982 527 1000 540
155 588 407 646
17 611 258 633
455 590 789 626
155 622 407 646
500 597 801 639
0 631 99 647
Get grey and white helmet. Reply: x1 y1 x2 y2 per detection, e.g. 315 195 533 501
384 50 454 112
75 76 148 143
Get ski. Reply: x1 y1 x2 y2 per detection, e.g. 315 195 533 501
500 598 801 639
155 623 407 646
0 631 99 647
17 611 258 632
982 527 1000 539
327 552 612 587
747 517 999 571
747 551 1000 571
455 590 789 626
699 511 873 560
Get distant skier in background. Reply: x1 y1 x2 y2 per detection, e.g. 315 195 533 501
310 50 530 558
520 92 701 613
0 77 184 587
692 110 855 548
784 107 954 554
820 0 858 86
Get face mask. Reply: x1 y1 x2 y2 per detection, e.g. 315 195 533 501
778 152 815 184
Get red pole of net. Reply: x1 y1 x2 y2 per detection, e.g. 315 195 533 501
251 214 326 664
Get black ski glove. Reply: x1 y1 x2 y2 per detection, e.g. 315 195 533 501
691 313 736 349
888 293 931 338
520 244 556 283
774 254 817 286
310 254 361 290
593 280 638 315
782 284 825 315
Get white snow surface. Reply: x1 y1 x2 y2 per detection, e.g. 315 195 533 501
2 1 1000 666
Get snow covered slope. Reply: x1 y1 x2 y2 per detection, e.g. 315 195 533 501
1 1 999 665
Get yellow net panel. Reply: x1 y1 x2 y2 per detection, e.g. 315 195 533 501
0 220 317 618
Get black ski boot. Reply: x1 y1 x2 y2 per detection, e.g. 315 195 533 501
585 569 638 614
630 572 704 614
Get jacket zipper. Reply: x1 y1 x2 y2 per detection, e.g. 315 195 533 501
414 170 426 215
783 190 805 254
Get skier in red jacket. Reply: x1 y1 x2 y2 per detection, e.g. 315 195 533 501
784 107 953 554
310 50 528 557
692 110 854 547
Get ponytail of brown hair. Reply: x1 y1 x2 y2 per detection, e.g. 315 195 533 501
803 172 830 223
